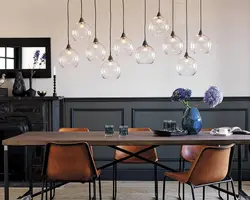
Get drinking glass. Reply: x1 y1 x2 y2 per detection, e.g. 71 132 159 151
163 120 177 131
105 125 114 137
119 125 128 137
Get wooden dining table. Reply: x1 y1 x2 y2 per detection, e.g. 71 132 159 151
2 131 250 200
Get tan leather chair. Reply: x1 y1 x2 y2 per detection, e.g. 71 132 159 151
113 128 158 200
41 142 102 200
163 144 236 200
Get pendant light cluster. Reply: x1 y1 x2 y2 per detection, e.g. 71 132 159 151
58 0 212 79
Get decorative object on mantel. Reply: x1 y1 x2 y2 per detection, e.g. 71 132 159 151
53 67 57 97
171 86 223 135
37 91 47 97
148 0 169 36
0 73 8 97
176 0 197 76
72 0 91 42
113 0 134 56
12 71 26 97
85 0 106 61
100 0 121 80
191 0 212 54
163 0 183 55
58 0 79 68
135 0 156 64
26 69 36 97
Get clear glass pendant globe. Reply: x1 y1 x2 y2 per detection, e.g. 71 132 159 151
148 15 169 36
58 47 79 68
163 34 184 55
135 44 156 64
72 21 92 43
86 41 106 62
113 36 134 56
190 34 212 54
101 58 121 79
176 55 197 76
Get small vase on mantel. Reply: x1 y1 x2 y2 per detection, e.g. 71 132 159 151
26 69 36 97
12 71 26 97
182 107 202 135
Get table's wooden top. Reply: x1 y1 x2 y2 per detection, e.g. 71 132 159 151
2 131 250 146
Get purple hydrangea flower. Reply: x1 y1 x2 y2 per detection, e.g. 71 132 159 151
171 88 192 102
33 50 40 65
203 86 223 108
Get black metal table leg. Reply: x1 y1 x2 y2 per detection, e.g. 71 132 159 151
4 145 9 200
238 144 242 194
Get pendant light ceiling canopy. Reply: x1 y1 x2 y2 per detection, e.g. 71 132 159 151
101 0 121 80
85 0 106 62
72 0 92 42
58 0 79 68
176 0 197 76
191 0 212 54
135 0 156 64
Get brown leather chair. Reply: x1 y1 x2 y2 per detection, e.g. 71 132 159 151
163 144 236 200
50 128 90 199
41 142 102 200
113 128 158 200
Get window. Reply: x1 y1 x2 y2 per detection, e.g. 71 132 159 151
0 47 15 69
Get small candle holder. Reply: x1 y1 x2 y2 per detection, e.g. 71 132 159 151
53 75 57 97
105 125 114 137
119 125 128 137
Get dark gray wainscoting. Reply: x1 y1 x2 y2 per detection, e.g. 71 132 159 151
63 97 250 180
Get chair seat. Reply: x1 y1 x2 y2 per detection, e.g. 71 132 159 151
165 171 189 183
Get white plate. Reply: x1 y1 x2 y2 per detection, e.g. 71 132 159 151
210 128 233 136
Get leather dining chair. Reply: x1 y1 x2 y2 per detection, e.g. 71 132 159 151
163 144 236 200
50 127 90 199
41 142 102 200
113 128 158 200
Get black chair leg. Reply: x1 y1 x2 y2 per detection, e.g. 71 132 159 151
182 161 185 200
52 182 55 199
218 184 223 200
41 179 45 200
45 179 48 200
154 164 158 200
50 181 53 200
178 157 182 200
89 182 92 200
113 163 117 200
202 187 205 200
226 182 229 200
162 176 167 200
93 180 96 200
190 185 195 200
230 180 237 200
98 176 102 200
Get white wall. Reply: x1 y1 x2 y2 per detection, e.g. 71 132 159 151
0 0 249 97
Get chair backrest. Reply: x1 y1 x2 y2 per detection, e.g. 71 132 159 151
128 128 152 132
59 128 89 132
42 142 98 182
188 144 234 186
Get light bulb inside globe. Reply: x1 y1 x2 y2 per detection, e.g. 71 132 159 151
190 31 212 54
163 31 184 55
148 12 169 36
85 38 106 62
72 18 92 42
113 33 134 56
135 41 156 64
58 44 79 68
101 56 121 79
176 53 197 76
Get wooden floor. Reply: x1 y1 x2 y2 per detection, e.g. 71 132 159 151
1 181 249 200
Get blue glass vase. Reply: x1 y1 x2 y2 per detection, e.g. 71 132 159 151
182 107 202 135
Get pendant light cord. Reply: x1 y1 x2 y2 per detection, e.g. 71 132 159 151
109 0 112 56
122 0 125 34
171 0 174 32
94 0 97 38
67 0 70 45
185 0 188 53
199 0 203 32
158 0 161 13
144 0 147 42
80 0 83 18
